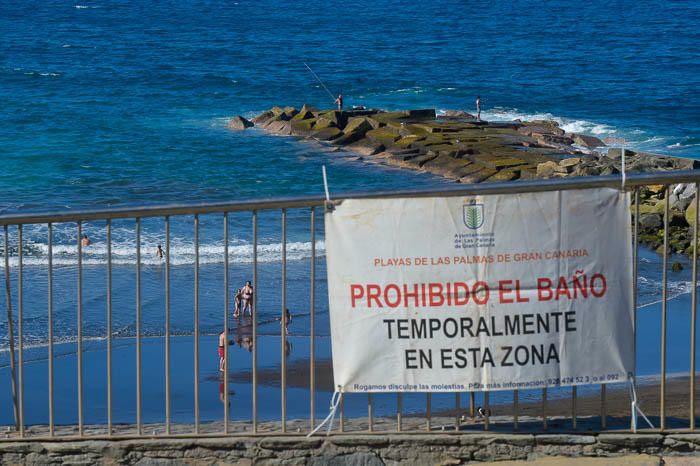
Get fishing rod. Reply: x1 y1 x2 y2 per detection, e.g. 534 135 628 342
303 62 337 102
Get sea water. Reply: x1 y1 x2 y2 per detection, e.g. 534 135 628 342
1 0 699 427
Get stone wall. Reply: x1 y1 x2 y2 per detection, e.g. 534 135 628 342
2 433 700 465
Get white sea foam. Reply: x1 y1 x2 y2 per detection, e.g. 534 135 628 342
1 238 325 267
636 276 692 309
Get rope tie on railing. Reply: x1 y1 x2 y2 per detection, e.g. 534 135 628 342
628 375 653 432
307 387 343 437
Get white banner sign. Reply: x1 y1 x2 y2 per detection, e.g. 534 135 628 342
325 188 634 393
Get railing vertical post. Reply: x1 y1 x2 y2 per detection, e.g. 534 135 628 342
165 216 171 435
426 393 431 432
281 208 287 433
224 213 229 434
136 218 142 435
601 384 607 429
454 393 460 431
513 390 519 430
632 188 639 431
48 223 54 437
194 214 200 434
3 225 19 433
661 188 669 431
340 396 345 432
484 392 490 431
18 225 24 437
397 393 402 432
252 210 258 433
77 222 83 436
572 386 577 430
692 183 699 431
107 219 113 436
469 392 475 418
310 207 316 431
542 387 547 431
368 393 373 432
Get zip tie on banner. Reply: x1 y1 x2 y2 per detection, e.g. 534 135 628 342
322 165 334 212
307 387 343 437
621 146 626 191
628 375 653 432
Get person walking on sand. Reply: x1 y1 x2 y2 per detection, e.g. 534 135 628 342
218 331 227 372
476 96 481 121
218 330 233 372
241 281 254 316
80 234 91 247
334 94 343 111
156 244 164 260
233 288 242 317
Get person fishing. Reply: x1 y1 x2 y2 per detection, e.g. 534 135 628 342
334 94 343 111
304 62 343 111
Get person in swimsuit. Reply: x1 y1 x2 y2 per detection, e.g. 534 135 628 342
233 288 242 317
278 308 292 335
80 234 91 247
241 281 254 316
156 244 164 259
218 331 227 372
334 94 343 111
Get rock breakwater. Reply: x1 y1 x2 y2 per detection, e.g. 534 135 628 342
233 106 700 256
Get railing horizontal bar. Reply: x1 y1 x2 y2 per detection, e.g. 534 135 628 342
1 171 698 225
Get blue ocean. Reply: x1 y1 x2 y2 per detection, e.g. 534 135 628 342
0 0 699 428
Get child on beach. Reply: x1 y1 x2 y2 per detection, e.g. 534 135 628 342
233 288 242 317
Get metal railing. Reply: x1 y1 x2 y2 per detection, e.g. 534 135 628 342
1 170 699 439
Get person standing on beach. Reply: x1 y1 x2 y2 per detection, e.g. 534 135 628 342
156 244 164 259
218 331 227 372
334 94 343 111
233 288 242 317
476 96 481 120
277 308 292 335
241 281 254 316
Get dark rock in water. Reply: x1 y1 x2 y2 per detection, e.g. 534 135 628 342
332 117 374 145
266 120 292 135
670 212 689 228
312 127 342 141
407 109 437 119
347 140 385 156
290 118 316 135
607 147 641 159
672 262 684 272
292 104 317 121
316 110 347 128
441 110 477 119
227 116 254 130
572 134 605 148
640 213 663 229
366 127 401 145
252 111 274 125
